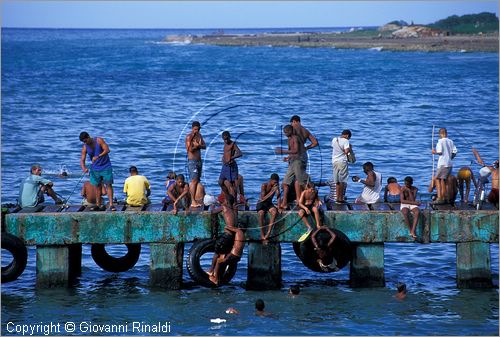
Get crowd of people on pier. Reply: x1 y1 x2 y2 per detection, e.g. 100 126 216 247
18 117 499 284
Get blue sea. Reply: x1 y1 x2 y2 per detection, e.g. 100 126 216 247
1 28 499 336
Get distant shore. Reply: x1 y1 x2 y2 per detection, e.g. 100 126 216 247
181 32 499 52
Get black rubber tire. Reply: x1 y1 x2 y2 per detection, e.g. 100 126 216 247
293 228 352 273
91 243 141 273
186 238 238 288
2 233 28 283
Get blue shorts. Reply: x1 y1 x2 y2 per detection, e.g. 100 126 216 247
90 167 114 186
386 194 400 203
219 162 238 182
188 159 202 181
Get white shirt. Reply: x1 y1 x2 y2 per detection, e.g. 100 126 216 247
332 137 350 164
436 137 457 168
357 171 382 204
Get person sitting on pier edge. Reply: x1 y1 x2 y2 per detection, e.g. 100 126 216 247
472 147 499 208
162 171 176 206
353 162 382 209
79 131 116 211
400 176 420 240
456 167 477 204
185 121 206 208
257 173 281 243
209 193 245 286
431 128 457 204
190 179 206 212
123 166 151 207
384 177 401 203
19 164 62 208
331 129 353 204
311 226 339 272
298 181 322 240
218 131 242 201
275 124 306 210
81 180 107 207
168 174 191 215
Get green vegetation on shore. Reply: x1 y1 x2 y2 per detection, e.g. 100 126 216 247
429 12 498 34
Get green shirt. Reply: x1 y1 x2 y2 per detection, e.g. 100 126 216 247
19 174 51 207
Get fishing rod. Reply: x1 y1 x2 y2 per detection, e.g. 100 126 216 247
432 125 435 178
61 171 87 207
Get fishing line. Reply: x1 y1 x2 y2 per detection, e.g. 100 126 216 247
62 171 87 206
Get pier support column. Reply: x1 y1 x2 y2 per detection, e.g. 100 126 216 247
246 242 281 290
149 243 184 289
68 244 82 280
36 245 72 288
456 242 492 288
350 243 385 287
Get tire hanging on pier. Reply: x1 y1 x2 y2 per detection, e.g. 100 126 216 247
91 243 141 273
293 228 352 273
1 233 28 283
187 236 237 288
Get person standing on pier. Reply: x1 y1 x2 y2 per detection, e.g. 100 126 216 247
79 131 115 211
290 115 318 166
331 129 353 204
276 125 306 209
218 131 242 200
19 164 63 207
431 128 457 204
123 166 151 207
400 176 420 239
456 167 477 204
186 121 206 206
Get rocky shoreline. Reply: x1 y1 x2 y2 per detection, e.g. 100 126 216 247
175 32 499 52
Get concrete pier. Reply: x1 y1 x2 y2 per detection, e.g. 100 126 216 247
4 206 498 289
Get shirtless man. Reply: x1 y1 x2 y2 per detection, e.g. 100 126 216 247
384 177 401 203
81 181 107 206
218 131 242 199
298 181 322 237
400 176 420 239
167 174 191 215
209 193 245 286
275 125 306 209
257 173 281 243
190 180 206 211
186 121 206 204
472 148 499 208
456 166 477 203
290 115 318 165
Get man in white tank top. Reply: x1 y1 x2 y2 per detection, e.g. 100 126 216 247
353 162 382 206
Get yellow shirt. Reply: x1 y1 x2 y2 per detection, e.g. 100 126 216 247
123 175 151 206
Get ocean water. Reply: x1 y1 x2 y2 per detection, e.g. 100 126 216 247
1 28 498 335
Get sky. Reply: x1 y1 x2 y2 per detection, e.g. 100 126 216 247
2 1 498 29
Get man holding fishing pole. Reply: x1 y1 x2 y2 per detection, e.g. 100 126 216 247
79 131 115 211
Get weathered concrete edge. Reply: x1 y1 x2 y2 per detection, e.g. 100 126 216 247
4 210 498 245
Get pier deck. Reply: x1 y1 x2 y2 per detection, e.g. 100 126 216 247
3 205 498 289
